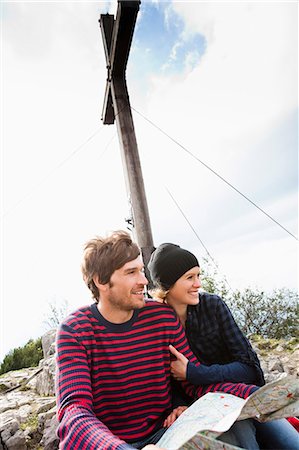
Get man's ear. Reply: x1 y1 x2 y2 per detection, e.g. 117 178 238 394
93 275 109 293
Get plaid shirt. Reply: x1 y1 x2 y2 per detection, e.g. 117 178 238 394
185 292 265 386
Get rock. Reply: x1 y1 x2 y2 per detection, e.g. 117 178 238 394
0 384 56 449
280 350 299 377
4 429 26 450
265 370 282 383
0 368 40 393
0 382 12 393
268 358 284 372
40 415 59 450
0 396 17 415
34 330 57 397
42 329 57 358
252 338 299 382
36 398 56 415
18 405 33 423
0 327 58 449
35 356 56 396
38 406 57 433
0 331 297 449
0 417 19 434
0 419 26 450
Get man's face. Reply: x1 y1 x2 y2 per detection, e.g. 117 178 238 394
106 256 148 311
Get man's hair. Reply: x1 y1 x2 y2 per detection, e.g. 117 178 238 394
81 230 140 302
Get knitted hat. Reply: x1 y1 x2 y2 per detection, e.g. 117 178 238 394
148 243 199 290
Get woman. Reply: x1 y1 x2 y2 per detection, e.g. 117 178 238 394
148 243 264 386
148 243 298 450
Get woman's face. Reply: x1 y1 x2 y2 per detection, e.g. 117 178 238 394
167 266 201 306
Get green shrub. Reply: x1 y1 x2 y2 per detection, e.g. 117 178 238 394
0 338 43 375
227 287 298 339
201 258 298 340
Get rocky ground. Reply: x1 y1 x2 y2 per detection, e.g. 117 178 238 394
250 335 299 383
0 330 298 450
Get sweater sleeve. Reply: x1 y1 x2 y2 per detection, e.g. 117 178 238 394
169 316 258 401
187 360 257 385
56 322 134 450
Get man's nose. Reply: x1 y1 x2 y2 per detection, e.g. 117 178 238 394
140 272 148 285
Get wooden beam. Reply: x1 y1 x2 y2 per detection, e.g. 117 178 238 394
99 14 115 124
99 2 140 125
111 76 154 266
101 79 114 125
99 1 154 271
110 1 140 76
100 14 114 65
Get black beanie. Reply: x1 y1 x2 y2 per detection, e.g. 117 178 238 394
148 243 199 290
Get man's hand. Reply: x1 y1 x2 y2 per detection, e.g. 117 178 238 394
163 405 188 428
169 345 188 381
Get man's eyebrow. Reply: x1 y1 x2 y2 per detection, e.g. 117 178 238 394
123 266 144 273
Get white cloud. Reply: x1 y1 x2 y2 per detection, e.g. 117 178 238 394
136 1 297 291
149 3 297 135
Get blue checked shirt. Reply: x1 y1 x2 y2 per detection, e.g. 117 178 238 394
185 292 265 387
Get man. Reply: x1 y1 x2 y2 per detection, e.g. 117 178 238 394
56 231 257 449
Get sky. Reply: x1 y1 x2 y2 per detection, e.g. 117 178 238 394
1 1 298 361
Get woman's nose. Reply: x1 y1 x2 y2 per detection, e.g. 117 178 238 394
194 277 201 288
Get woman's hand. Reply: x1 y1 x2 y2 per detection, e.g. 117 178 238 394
169 345 189 381
163 405 188 428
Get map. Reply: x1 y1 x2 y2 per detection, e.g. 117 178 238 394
157 375 299 450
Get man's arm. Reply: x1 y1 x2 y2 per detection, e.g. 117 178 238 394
56 322 133 450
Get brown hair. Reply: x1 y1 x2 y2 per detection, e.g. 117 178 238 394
81 230 140 302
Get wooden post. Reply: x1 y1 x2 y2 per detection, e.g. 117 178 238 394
99 1 154 274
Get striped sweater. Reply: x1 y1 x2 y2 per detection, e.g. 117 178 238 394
56 301 256 449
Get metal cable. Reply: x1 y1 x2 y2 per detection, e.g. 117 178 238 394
132 106 298 242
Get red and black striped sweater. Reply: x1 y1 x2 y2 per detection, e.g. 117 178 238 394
56 301 256 449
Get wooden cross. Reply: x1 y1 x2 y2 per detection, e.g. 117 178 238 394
99 0 154 270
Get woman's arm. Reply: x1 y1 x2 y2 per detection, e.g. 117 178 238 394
170 345 257 384
187 360 257 384
169 331 257 402
215 298 265 385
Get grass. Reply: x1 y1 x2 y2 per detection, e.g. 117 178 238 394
250 335 298 355
20 414 39 432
